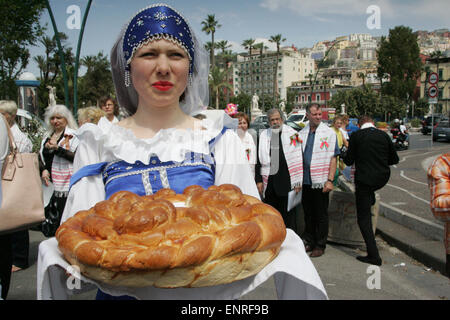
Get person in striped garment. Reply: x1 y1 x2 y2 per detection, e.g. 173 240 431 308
299 104 339 258
39 104 79 237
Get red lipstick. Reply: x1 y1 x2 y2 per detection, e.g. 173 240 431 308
152 81 173 91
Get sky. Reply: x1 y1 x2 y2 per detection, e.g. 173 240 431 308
26 0 449 77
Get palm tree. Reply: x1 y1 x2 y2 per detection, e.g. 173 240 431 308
216 40 232 55
242 38 256 96
215 40 232 69
254 42 268 111
201 15 221 69
358 72 366 86
81 55 96 73
33 55 46 80
220 49 235 104
269 34 286 104
209 66 233 109
204 41 213 53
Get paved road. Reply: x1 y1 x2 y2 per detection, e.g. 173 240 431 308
6 229 450 301
376 132 448 240
5 132 449 300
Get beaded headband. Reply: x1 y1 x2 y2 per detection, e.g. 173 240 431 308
122 4 195 87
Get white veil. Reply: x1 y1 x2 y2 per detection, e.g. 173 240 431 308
110 4 210 117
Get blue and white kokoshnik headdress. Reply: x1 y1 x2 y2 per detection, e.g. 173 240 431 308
111 3 209 116
122 4 195 87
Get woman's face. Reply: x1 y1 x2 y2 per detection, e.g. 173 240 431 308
130 39 190 109
334 119 342 129
101 99 115 116
50 114 68 131
238 117 248 131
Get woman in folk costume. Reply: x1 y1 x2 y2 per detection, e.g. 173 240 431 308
258 109 303 231
37 4 328 301
298 104 338 258
39 104 79 237
59 3 256 300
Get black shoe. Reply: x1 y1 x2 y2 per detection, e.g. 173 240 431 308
310 248 325 258
357 255 382 266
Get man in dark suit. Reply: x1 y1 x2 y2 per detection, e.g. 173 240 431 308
344 115 399 266
256 109 302 233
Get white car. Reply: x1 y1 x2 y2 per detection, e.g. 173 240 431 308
287 110 307 126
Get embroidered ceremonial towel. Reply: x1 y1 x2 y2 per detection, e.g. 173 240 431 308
299 122 336 189
259 124 303 196
47 128 79 194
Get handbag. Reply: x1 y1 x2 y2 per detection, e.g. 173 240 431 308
0 116 45 235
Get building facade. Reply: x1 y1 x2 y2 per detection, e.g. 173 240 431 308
232 46 315 103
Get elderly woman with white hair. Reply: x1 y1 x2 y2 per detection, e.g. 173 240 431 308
39 104 79 237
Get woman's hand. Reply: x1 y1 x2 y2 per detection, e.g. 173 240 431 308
45 139 58 151
42 169 50 186
322 180 334 193
256 182 264 197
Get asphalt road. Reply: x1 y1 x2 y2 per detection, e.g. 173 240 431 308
5 132 449 301
377 132 448 231
6 226 450 300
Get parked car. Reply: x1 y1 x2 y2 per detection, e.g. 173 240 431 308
249 115 269 136
287 110 307 124
421 115 443 135
285 120 303 131
432 118 450 142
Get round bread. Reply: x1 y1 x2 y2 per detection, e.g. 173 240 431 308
56 184 286 288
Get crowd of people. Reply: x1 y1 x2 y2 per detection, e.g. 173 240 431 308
0 2 448 301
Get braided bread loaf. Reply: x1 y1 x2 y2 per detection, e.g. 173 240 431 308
56 184 286 288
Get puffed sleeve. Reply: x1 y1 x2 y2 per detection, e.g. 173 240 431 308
213 130 260 199
60 129 106 224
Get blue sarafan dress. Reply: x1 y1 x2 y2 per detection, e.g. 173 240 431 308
61 111 259 299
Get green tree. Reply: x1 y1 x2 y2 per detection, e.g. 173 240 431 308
0 0 46 99
377 26 423 114
329 86 384 118
230 92 251 114
201 15 221 69
379 95 405 119
412 97 430 118
269 34 286 104
77 52 115 107
208 66 232 110
216 40 232 55
34 32 73 113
